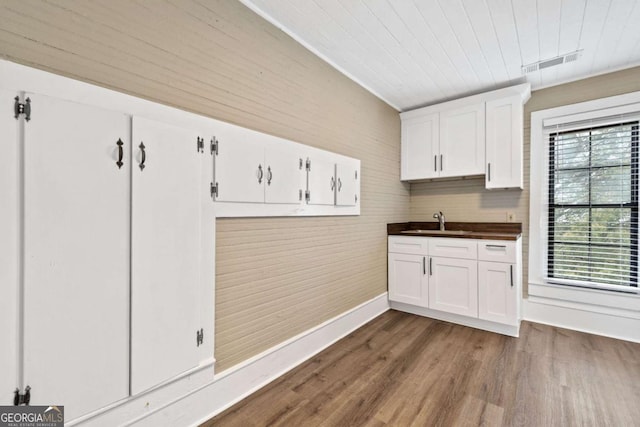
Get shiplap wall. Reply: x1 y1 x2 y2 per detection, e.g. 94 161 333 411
0 0 407 371
411 65 640 295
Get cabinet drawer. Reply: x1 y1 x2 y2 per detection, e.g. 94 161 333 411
388 236 429 255
428 238 477 260
478 241 516 263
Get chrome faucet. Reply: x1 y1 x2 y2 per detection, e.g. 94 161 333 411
433 211 445 231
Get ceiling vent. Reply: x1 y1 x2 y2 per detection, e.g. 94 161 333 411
521 50 583 74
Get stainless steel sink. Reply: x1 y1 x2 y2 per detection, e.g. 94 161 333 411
400 229 471 235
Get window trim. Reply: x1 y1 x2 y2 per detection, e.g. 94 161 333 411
547 122 639 288
530 91 640 303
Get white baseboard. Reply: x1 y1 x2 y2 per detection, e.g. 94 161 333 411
523 297 640 343
77 292 390 426
390 302 520 337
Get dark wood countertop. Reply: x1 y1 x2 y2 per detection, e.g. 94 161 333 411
387 222 522 241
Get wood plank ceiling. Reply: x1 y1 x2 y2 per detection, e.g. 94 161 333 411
239 0 640 111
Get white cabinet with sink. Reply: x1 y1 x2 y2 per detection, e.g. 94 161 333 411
388 234 522 337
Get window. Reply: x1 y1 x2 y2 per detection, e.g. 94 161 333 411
548 122 639 289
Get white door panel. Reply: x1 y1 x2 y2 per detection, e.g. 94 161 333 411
388 253 429 307
265 141 304 204
307 156 336 206
23 94 130 420
335 160 359 207
0 89 19 404
439 103 485 177
486 96 523 189
401 114 439 180
214 127 265 203
479 262 517 325
429 257 478 317
131 117 202 394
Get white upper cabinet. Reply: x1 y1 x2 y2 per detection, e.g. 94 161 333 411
399 83 530 187
22 93 131 420
264 139 304 205
401 113 439 180
335 159 359 207
439 103 485 177
131 117 212 395
306 155 336 206
214 128 265 203
0 89 19 405
485 95 524 189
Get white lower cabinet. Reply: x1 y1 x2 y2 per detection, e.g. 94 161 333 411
429 257 478 317
388 235 521 336
478 261 517 325
388 253 429 306
2 91 215 421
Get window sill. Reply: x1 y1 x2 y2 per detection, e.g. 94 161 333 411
528 282 640 319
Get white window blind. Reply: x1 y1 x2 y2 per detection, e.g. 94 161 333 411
546 117 639 290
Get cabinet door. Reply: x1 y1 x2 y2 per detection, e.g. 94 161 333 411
401 113 439 180
388 253 429 307
264 141 304 204
429 257 478 317
23 94 130 420
306 156 336 206
131 117 205 394
214 128 265 203
478 262 517 325
335 159 359 207
439 103 485 177
0 89 19 404
485 96 523 189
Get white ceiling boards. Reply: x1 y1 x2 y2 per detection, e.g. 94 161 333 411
240 0 640 111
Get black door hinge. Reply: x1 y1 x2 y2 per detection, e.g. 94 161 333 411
197 137 204 153
14 97 31 121
211 137 218 155
196 328 204 347
210 182 218 199
13 386 31 406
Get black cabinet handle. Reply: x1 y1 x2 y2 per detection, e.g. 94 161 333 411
423 257 426 275
331 176 335 191
510 265 514 288
434 155 437 172
440 154 443 171
139 142 146 171
267 166 272 186
257 165 263 184
116 138 124 169
488 163 491 181
338 178 342 191
429 257 433 276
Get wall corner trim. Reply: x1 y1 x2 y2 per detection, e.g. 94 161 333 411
81 293 389 426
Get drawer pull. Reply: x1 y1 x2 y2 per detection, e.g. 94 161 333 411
423 257 426 275
485 244 506 249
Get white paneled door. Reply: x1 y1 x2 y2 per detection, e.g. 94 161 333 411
485 95 523 189
0 89 19 405
22 94 130 419
306 156 336 206
478 261 517 325
131 117 205 394
388 253 429 307
335 160 359 207
439 103 485 178
264 142 304 204
429 257 478 317
213 128 264 203
401 113 439 180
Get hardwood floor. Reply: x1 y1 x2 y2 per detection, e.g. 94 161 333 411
203 310 640 426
